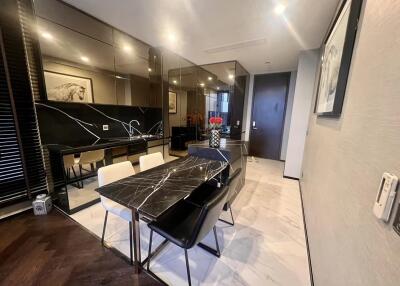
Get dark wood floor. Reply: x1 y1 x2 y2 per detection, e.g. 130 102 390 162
0 209 161 286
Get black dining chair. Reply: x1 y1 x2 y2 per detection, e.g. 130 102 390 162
187 168 242 226
146 185 229 286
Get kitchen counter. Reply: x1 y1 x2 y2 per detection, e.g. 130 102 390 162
45 135 162 155
45 135 163 214
188 139 247 208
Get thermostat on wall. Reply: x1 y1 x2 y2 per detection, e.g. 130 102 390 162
373 172 398 222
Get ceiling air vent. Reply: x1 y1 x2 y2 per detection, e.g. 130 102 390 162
204 38 267 54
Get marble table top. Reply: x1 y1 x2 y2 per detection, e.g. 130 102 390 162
96 156 228 220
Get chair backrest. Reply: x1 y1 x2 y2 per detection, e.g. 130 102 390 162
98 161 135 187
79 149 105 165
139 152 164 172
63 154 75 169
188 185 229 248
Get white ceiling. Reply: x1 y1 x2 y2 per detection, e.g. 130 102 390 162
63 0 340 74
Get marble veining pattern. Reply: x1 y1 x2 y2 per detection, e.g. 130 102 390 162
96 156 227 219
72 158 310 285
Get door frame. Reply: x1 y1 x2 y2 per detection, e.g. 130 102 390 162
248 72 291 160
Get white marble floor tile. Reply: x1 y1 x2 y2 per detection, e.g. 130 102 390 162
70 158 310 286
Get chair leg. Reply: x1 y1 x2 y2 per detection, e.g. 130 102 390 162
213 226 220 257
147 229 153 270
79 165 84 188
70 166 82 189
218 205 235 226
184 249 192 286
129 222 133 265
101 211 108 245
229 206 235 226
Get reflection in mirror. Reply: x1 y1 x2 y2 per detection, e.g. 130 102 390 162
37 17 118 105
113 29 153 107
201 61 236 137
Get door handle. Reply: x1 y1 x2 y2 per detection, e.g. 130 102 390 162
252 121 258 130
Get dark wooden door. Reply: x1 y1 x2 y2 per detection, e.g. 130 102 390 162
249 72 290 159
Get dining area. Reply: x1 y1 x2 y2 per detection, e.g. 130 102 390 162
93 146 244 285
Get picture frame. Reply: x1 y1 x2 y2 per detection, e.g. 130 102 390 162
169 91 177 114
315 0 363 117
44 71 94 103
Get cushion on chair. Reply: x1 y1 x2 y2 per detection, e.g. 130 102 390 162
101 196 132 222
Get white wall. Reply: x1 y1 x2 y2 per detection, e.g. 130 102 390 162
280 71 297 160
301 1 400 285
244 74 254 142
284 50 319 178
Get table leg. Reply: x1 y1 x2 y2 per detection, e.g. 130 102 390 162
131 210 141 273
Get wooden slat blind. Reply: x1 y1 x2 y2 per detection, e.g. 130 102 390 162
0 0 48 205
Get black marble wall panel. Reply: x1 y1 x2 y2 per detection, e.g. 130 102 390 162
36 101 162 146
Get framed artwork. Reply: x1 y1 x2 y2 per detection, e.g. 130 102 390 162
44 71 94 103
169 91 177 114
315 0 363 117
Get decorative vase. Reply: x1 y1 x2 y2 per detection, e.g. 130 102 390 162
209 129 221 148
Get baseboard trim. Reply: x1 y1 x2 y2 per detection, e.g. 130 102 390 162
298 181 314 286
283 175 299 180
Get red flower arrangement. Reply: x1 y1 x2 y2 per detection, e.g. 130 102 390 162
209 116 223 129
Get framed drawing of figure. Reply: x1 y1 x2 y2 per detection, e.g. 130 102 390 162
315 0 363 117
44 71 94 103
169 91 177 114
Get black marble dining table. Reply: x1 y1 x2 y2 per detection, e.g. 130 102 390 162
95 155 228 272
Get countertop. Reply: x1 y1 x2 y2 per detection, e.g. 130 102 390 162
46 135 162 155
188 139 248 163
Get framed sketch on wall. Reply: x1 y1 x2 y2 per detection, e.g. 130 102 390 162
169 91 177 114
44 71 94 103
315 0 363 117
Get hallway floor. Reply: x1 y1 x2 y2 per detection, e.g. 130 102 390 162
71 158 310 286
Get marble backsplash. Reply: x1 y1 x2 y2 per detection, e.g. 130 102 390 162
35 101 162 146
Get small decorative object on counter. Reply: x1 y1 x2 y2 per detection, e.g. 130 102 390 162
32 194 52 215
209 116 223 148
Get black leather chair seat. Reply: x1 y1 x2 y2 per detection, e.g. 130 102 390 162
148 200 203 249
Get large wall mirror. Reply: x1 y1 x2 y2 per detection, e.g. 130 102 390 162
34 0 160 108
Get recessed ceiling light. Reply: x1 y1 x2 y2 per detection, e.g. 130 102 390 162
80 56 89 63
228 74 234 79
148 68 152 72
274 4 286 15
173 80 178 84
123 45 132 53
217 86 220 90
208 76 213 81
41 32 53 40
200 83 205 87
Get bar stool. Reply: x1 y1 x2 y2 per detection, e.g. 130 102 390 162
63 154 81 188
139 152 164 172
78 149 105 187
